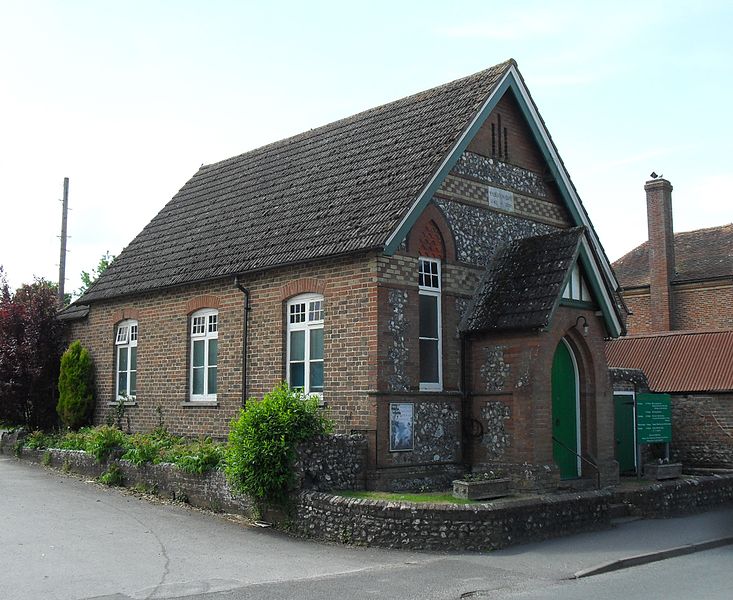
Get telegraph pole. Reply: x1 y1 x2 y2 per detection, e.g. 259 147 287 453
58 177 69 307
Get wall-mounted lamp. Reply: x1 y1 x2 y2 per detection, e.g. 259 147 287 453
575 315 589 337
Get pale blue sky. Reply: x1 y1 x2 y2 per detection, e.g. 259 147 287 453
1 0 731 293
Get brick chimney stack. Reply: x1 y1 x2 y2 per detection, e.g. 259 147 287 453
645 178 675 331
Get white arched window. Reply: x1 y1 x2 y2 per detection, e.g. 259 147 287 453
115 320 138 401
190 309 218 401
286 293 324 395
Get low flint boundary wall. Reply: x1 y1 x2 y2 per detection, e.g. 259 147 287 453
292 489 611 551
3 430 732 552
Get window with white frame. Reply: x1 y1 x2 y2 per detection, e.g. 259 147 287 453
418 257 442 391
190 309 218 401
115 320 138 401
287 294 324 395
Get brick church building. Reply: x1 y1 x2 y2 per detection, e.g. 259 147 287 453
62 60 627 491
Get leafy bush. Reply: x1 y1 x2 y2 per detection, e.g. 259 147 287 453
168 438 224 474
0 270 65 429
98 463 124 486
86 425 129 462
24 430 57 450
57 341 95 430
57 427 93 451
122 428 182 466
225 383 332 504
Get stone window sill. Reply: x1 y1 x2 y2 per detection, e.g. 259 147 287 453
107 400 137 407
181 400 218 407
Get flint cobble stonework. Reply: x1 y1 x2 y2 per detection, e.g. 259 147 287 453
4 432 732 552
292 490 611 551
294 434 368 491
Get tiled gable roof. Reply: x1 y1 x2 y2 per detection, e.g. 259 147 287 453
606 330 733 392
80 61 514 302
613 224 733 288
461 227 584 333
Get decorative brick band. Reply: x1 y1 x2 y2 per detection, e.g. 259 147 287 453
438 175 568 227
279 278 327 301
111 308 141 324
185 295 221 314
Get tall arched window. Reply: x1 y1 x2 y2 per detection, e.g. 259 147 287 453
190 308 218 401
419 257 442 391
286 293 324 395
115 320 138 401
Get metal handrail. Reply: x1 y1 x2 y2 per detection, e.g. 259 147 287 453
552 436 601 490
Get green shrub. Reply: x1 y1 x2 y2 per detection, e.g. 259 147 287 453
24 430 56 450
169 438 224 474
98 463 124 486
225 383 332 504
57 341 95 430
57 427 93 451
86 425 129 462
123 427 183 465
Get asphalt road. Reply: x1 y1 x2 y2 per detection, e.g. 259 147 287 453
1 455 731 600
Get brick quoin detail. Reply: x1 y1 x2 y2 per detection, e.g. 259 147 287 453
185 295 221 314
279 277 327 301
111 308 141 324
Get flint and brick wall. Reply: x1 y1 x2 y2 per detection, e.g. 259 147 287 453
671 394 733 468
467 306 618 490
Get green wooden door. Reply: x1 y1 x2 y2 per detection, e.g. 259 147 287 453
552 340 579 479
614 393 636 473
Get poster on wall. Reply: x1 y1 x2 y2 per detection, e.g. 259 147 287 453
390 402 414 451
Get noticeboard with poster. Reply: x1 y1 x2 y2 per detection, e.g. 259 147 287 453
389 402 414 451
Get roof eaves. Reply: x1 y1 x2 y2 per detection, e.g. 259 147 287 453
540 229 584 332
578 236 625 337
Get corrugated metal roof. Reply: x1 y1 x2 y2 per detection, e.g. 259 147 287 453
606 330 733 393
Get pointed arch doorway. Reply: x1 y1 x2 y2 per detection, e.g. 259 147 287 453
551 339 581 479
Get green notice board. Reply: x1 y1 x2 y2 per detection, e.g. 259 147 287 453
636 393 672 443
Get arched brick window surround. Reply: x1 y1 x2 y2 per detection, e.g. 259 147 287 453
111 308 140 325
279 278 327 302
406 204 456 262
186 295 221 315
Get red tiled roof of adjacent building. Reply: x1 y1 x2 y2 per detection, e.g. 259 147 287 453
606 329 733 393
613 223 733 289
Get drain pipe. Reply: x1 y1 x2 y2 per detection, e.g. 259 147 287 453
460 332 471 471
234 277 252 407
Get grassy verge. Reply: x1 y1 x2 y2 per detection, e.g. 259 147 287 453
335 490 476 505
